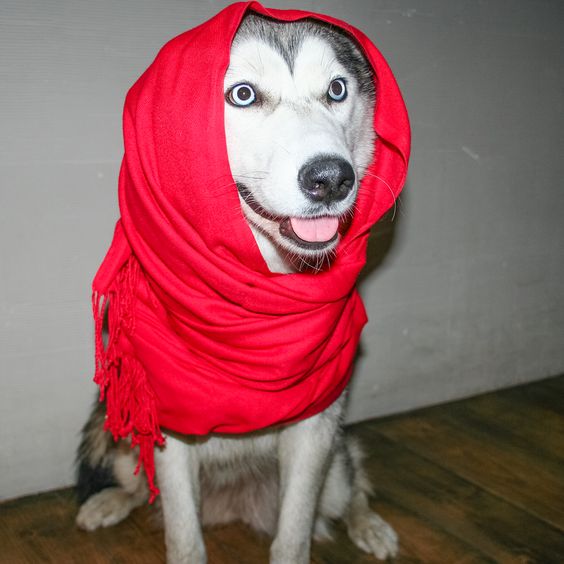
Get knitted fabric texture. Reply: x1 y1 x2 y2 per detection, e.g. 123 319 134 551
92 1 410 501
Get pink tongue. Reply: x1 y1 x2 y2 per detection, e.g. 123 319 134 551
290 216 339 243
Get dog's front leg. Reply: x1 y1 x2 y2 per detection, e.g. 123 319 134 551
155 433 205 564
270 398 344 564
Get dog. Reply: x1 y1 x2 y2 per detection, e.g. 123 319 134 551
76 13 399 563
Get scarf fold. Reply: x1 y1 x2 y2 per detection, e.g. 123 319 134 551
91 1 410 501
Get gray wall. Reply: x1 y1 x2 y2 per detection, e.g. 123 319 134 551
1 0 563 500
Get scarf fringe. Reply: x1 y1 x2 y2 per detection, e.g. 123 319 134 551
93 256 164 503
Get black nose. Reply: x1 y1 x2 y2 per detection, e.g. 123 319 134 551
298 156 355 204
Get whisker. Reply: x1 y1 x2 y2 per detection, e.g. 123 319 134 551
208 182 239 197
299 256 317 271
231 169 269 178
272 139 295 159
364 171 397 222
235 174 268 180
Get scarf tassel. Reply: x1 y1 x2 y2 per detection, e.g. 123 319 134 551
92 257 164 503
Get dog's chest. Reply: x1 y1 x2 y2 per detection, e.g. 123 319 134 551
197 430 278 464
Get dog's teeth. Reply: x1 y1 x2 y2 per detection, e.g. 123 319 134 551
290 217 339 243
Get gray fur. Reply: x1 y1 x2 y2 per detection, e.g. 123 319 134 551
235 14 375 96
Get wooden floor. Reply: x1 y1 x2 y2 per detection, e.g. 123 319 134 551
2 375 563 563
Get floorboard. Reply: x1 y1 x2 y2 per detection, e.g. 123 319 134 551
1 375 563 563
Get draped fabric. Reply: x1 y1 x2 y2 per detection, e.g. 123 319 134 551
91 1 410 500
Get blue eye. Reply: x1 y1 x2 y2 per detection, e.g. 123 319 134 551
328 78 347 102
228 83 257 107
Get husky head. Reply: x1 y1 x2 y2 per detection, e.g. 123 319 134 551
224 14 375 268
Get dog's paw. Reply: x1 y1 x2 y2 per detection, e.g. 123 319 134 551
347 511 398 560
76 487 135 531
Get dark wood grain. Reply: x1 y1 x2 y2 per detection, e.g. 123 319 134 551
374 390 564 530
353 428 564 564
1 375 562 563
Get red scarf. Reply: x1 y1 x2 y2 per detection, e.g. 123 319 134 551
92 1 410 501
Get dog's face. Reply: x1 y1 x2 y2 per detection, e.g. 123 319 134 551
224 15 376 261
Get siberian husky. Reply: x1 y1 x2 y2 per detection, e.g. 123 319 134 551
76 14 398 563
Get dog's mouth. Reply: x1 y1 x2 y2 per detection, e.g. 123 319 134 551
237 182 342 251
279 217 339 250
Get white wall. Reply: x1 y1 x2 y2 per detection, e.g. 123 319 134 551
1 0 563 500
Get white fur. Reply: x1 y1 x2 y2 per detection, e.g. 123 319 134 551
224 32 374 264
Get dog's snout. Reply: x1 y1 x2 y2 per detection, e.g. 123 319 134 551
298 157 355 204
